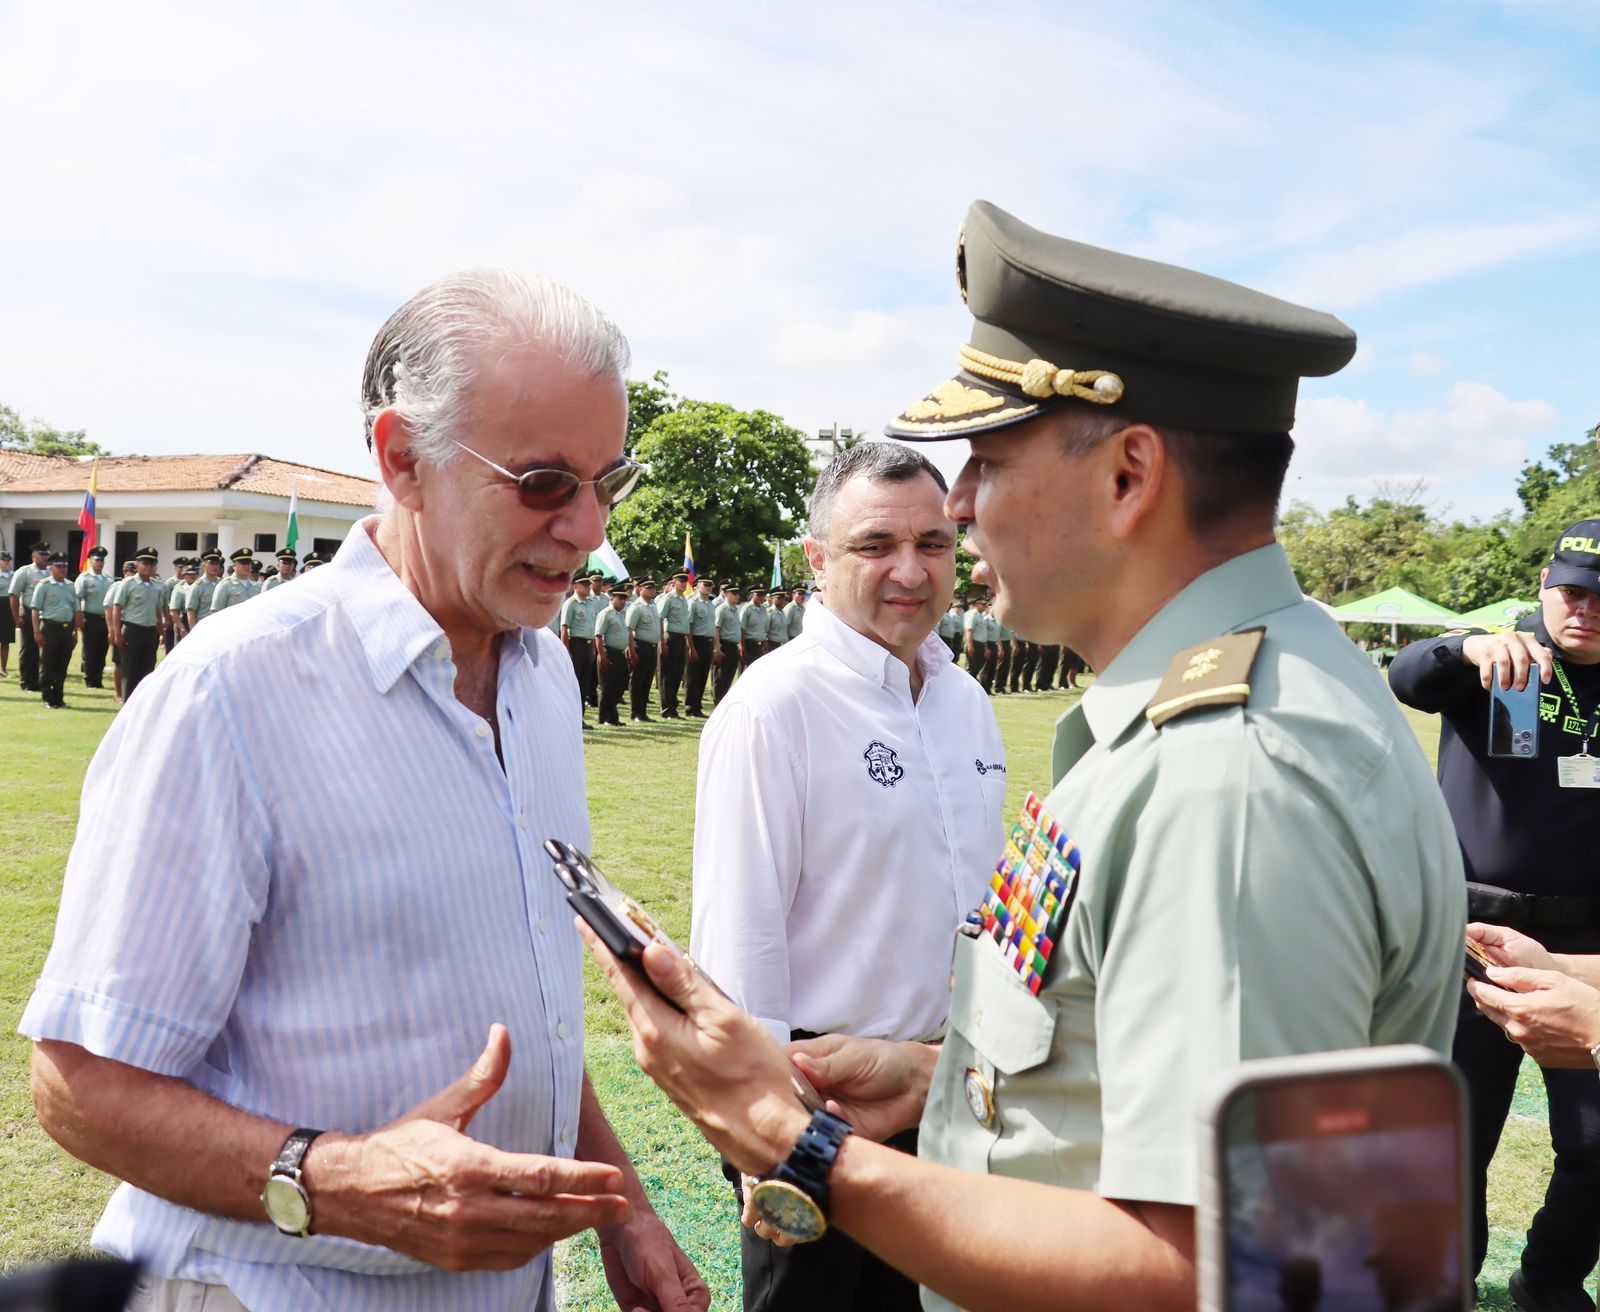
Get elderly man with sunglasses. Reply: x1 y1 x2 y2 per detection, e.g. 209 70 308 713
21 269 705 1312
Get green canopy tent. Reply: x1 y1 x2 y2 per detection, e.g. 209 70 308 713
1452 597 1538 630
1327 586 1464 646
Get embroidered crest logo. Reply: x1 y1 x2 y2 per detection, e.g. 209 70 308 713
863 740 904 788
975 758 1007 776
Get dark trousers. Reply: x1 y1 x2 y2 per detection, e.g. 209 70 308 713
965 644 987 687
685 637 712 714
1036 645 1060 690
1061 649 1085 688
599 647 628 724
566 636 597 715
741 642 763 674
39 620 75 707
18 615 40 690
122 623 159 700
1015 642 1036 692
1455 989 1600 1290
944 635 960 662
731 1127 922 1312
713 647 739 705
659 632 687 715
162 625 176 654
630 642 658 720
993 643 1012 693
81 613 108 687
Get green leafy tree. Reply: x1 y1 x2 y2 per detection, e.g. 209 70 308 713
625 371 677 455
0 403 107 456
1513 435 1600 570
606 392 814 585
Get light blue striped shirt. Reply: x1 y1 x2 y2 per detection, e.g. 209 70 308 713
21 517 589 1312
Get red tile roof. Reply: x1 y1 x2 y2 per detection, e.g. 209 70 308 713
0 453 377 507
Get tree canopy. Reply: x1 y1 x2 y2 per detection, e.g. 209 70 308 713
0 403 107 457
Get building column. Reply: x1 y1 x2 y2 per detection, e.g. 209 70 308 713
215 522 238 556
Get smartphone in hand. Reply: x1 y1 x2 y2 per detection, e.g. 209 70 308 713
1488 662 1539 758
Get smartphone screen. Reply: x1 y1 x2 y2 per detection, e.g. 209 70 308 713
1217 1063 1466 1311
1488 663 1539 758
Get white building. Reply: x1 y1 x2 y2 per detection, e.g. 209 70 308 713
0 452 377 570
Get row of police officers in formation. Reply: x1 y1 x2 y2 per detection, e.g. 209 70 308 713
937 594 1088 693
1 542 324 708
555 572 811 726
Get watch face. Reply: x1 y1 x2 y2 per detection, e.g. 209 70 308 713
262 1175 311 1234
751 1179 827 1244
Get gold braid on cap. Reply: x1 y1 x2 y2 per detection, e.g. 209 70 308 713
959 344 1125 404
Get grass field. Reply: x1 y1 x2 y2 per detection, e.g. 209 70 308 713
0 643 1581 1309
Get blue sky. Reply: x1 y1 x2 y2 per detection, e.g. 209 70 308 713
2 0 1596 521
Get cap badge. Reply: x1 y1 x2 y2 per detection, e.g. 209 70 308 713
903 379 1007 423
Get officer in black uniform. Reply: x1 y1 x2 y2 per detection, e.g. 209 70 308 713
1391 519 1600 1312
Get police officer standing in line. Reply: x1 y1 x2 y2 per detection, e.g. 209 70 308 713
990 613 1012 693
160 558 185 652
171 562 199 641
209 547 259 613
963 594 993 690
560 574 600 725
75 546 112 688
31 553 81 709
9 541 53 692
103 560 135 702
580 200 1465 1312
0 550 13 678
784 585 808 641
596 582 631 727
627 577 661 723
712 581 743 705
685 576 718 718
936 597 964 660
764 586 788 657
1391 521 1600 1312
111 547 166 701
185 551 223 628
260 548 298 592
1034 642 1060 692
739 585 770 671
656 571 692 719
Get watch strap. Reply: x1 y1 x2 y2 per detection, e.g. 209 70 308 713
271 1127 322 1178
770 1109 853 1215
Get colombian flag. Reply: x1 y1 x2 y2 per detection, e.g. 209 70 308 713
77 461 98 571
682 532 695 585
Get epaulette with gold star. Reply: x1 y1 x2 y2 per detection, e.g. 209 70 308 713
1145 627 1266 729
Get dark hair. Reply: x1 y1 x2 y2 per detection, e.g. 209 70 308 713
1061 412 1294 534
808 441 948 541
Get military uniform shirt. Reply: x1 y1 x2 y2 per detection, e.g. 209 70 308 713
766 608 788 646
936 610 963 641
656 591 690 636
739 602 770 643
559 593 597 639
31 577 80 623
582 592 609 629
260 574 291 593
210 577 260 613
186 577 219 620
102 578 129 612
10 563 47 610
786 602 807 639
597 606 629 651
162 574 183 611
116 577 166 627
688 596 718 638
918 545 1463 1309
626 598 661 644
994 623 1012 642
713 600 742 644
76 570 112 617
170 582 190 616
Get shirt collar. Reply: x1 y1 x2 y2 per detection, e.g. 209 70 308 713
1075 543 1304 748
805 598 952 692
328 517 537 695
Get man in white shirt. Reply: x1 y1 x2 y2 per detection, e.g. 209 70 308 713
690 441 1005 1312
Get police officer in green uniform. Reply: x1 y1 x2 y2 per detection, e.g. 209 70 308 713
32 553 81 709
656 571 692 719
560 575 600 725
172 562 199 640
739 586 770 671
685 576 718 718
936 598 963 661
75 545 112 687
0 551 13 679
627 578 662 723
580 200 1468 1312
596 583 631 726
186 551 224 627
103 561 135 701
962 595 989 687
112 547 166 701
1034 643 1060 691
301 551 324 571
9 541 52 691
712 581 743 705
783 586 807 641
210 547 260 613
160 558 186 652
990 617 1013 693
260 548 298 592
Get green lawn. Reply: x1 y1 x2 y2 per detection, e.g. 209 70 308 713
0 647 1576 1309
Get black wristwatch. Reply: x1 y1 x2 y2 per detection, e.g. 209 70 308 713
748 1109 853 1244
260 1127 322 1237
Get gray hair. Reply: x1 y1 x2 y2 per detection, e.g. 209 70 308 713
360 267 631 466
807 441 948 542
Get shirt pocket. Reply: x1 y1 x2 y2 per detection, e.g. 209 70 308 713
948 929 1055 1075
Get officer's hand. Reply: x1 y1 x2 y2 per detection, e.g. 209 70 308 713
786 1035 936 1143
577 923 811 1177
1461 631 1553 691
599 653 610 671
628 650 637 668
712 649 723 666
1468 967 1600 1069
1468 922 1558 972
305 1024 629 1272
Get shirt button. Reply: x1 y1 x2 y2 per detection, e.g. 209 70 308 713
557 1021 570 1039
538 917 550 935
560 1126 575 1146
475 722 490 740
518 813 528 830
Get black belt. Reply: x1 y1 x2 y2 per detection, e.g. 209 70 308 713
123 622 155 630
42 619 72 628
1466 882 1600 930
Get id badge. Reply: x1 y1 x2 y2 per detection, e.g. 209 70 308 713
1556 753 1600 789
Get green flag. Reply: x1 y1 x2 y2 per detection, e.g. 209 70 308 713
771 541 783 590
285 481 300 553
